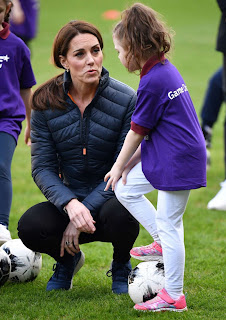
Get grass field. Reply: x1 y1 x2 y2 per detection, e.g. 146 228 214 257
0 0 226 319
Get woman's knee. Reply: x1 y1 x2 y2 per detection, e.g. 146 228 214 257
100 197 139 233
18 202 68 250
18 205 43 248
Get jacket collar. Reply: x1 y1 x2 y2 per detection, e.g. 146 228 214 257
140 52 165 79
63 67 109 94
0 22 10 39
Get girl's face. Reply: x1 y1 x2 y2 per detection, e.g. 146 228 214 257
113 35 128 69
113 35 138 72
0 0 11 29
60 33 103 87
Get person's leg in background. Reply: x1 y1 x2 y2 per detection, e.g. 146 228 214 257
0 132 16 244
200 67 224 168
223 54 226 180
207 57 226 211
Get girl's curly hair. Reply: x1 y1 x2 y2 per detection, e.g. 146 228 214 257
113 3 174 71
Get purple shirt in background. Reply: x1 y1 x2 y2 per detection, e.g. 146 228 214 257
132 58 207 191
10 0 39 41
0 23 36 142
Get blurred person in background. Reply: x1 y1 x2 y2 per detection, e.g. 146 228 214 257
10 0 39 50
0 0 36 244
205 0 226 211
17 20 139 294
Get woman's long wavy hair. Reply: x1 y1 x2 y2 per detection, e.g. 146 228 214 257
113 3 174 72
32 20 103 110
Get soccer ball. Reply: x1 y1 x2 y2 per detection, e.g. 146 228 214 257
0 248 11 287
128 260 165 304
1 239 42 283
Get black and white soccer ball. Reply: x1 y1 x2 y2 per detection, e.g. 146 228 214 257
0 247 11 287
1 239 42 283
128 260 165 304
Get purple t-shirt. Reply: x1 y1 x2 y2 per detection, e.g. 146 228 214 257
10 0 39 41
0 23 36 142
132 58 206 191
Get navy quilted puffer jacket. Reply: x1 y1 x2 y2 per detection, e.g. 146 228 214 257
31 68 136 217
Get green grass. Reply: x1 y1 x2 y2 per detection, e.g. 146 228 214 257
1 0 225 319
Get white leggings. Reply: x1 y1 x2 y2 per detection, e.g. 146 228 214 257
115 162 190 300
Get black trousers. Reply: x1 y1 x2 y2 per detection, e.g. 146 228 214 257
18 197 139 264
223 54 226 178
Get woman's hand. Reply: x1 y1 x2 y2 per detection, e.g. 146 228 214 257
60 222 81 257
104 164 123 191
65 199 96 234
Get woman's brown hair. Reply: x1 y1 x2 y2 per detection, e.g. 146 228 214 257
32 20 103 110
113 3 173 71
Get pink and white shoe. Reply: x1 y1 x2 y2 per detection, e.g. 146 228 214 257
134 288 187 312
130 241 163 261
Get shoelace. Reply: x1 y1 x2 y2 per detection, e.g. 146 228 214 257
106 265 131 278
106 269 112 277
52 263 60 278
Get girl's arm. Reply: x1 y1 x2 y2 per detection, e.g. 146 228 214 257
104 129 144 191
121 144 141 185
20 88 33 146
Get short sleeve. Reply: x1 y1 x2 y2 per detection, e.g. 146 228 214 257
19 45 36 89
131 89 165 130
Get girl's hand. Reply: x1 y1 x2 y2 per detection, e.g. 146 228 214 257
65 199 96 234
121 166 132 185
104 164 123 191
60 222 81 257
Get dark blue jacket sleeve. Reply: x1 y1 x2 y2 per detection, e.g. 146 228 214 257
31 110 76 213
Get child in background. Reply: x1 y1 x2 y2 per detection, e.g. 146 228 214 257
104 3 206 312
10 0 39 50
0 0 36 244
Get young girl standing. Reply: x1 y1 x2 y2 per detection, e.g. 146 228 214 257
104 3 206 312
0 0 36 244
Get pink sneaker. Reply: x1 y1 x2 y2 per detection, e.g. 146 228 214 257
134 288 187 312
130 241 163 261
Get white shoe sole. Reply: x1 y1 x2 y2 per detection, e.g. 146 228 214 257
134 306 188 312
130 253 163 262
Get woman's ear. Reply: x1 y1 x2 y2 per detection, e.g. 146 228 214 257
59 55 68 70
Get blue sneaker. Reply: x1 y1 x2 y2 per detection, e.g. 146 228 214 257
46 251 85 291
106 260 132 294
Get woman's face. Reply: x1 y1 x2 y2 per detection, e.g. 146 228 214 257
60 33 103 86
113 35 138 72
